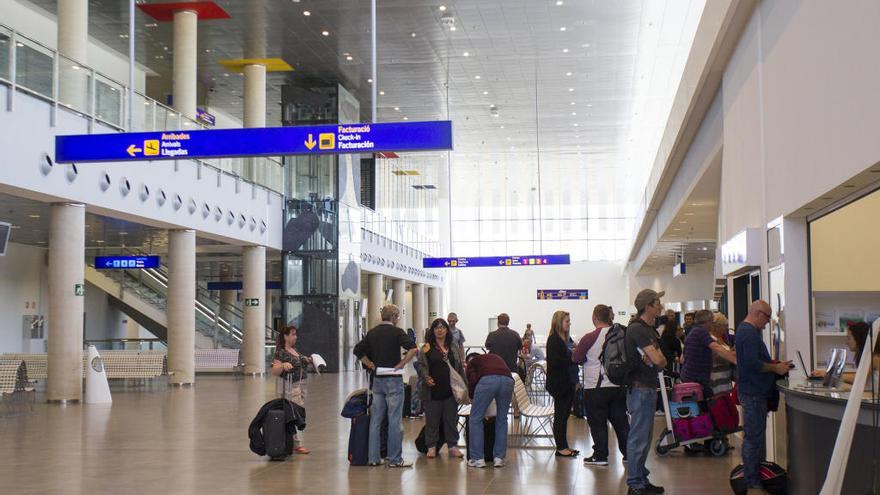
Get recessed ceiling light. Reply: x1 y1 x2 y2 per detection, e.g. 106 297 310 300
450 26 457 31
119 232 128 235
565 72 572 76
379 90 385 95
582 43 591 48
560 27 567 32
482 91 488 95
322 30 330 36
119 34 129 39
411 32 417 38
571 112 576 116
463 51 470 57
556 0 563 5
394 107 400 111
573 123 579 127
439 5 447 11
500 125 505 129
587 103 593 107
367 78 373 83
303 10 311 16
475 75 481 79
562 48 569 53
568 88 574 92
28 214 40 218
95 240 105 243
403 116 409 120
570 101 576 105
346 55 353 61
223 73 229 77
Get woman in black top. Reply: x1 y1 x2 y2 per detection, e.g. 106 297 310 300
659 319 683 374
417 318 466 459
271 325 313 454
545 310 580 457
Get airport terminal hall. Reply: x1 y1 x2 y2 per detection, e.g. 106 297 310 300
3 0 880 494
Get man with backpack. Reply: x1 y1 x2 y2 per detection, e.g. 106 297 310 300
624 289 668 494
572 304 629 466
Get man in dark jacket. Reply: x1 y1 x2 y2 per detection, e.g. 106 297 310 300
353 304 418 468
485 313 522 371
465 353 514 468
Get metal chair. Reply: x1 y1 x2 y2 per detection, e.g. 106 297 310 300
510 373 554 447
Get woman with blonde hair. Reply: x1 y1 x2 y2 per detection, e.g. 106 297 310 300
708 312 736 396
545 310 580 457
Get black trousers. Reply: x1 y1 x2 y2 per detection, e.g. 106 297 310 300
584 386 629 459
551 386 575 450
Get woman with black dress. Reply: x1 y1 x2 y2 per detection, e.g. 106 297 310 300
417 318 466 459
270 325 313 454
545 310 580 458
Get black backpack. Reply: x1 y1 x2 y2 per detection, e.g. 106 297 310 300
599 323 630 386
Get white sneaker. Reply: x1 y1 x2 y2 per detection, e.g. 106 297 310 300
493 457 505 468
386 459 413 468
467 459 486 468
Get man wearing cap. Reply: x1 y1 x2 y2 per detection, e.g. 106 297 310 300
625 289 668 495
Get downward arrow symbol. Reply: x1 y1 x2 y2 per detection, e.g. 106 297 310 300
304 134 317 150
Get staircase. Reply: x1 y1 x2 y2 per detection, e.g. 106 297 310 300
85 262 265 350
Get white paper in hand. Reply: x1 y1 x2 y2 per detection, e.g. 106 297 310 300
375 367 404 376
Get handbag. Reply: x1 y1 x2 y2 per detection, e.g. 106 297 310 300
447 361 471 405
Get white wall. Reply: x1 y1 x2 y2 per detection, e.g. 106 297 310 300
83 282 127 342
447 261 629 345
0 0 149 91
628 261 716 308
0 242 47 352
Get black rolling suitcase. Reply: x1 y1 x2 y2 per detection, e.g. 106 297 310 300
347 413 370 465
264 409 289 461
464 416 496 461
402 383 413 418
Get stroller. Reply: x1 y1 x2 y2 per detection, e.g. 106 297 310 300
654 370 741 457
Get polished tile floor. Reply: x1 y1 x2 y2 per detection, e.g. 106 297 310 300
0 373 741 494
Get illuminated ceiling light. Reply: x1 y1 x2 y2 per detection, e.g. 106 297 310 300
556 0 563 5
587 103 593 107
322 30 330 36
450 26 457 31
565 72 572 76
367 78 373 83
560 27 567 32
411 32 417 38
463 51 470 57
582 43 591 48
439 5 447 11
568 88 574 92
403 116 409 120
28 214 40 218
482 91 488 95
379 90 385 95
346 55 353 61
570 101 576 105
475 75 481 79
571 112 576 116
500 125 505 129
562 48 569 53
303 10 311 16
573 123 579 127
394 107 400 111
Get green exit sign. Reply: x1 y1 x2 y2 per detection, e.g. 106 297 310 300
244 298 260 307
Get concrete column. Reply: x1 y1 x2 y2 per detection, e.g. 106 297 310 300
47 203 85 402
242 246 266 374
57 0 88 61
243 64 266 127
367 274 384 329
172 10 198 119
412 283 427 337
428 287 441 323
392 278 407 329
167 229 195 385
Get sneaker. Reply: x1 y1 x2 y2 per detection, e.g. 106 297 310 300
644 482 665 494
493 457 505 468
626 488 649 495
367 461 383 467
582 455 608 466
655 410 666 417
386 460 413 468
467 459 486 468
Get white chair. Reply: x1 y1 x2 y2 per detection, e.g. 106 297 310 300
511 373 554 447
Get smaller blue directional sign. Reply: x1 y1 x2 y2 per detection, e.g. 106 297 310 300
55 120 453 163
95 255 161 270
537 289 589 300
423 254 570 269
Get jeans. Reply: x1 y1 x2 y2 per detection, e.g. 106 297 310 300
550 386 575 450
626 386 657 488
739 392 769 488
469 375 514 461
369 377 404 464
585 386 629 459
425 396 460 448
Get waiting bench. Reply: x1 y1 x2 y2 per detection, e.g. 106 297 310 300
0 360 35 416
0 352 166 380
195 349 243 372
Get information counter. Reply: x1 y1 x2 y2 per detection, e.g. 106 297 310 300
778 377 880 493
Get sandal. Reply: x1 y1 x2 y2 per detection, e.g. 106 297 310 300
293 446 310 455
555 450 578 457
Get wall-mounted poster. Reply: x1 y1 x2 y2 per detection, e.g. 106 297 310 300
815 309 838 332
838 309 865 331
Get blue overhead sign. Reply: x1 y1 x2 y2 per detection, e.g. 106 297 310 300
54 120 453 163
95 255 160 270
423 254 571 269
537 289 589 300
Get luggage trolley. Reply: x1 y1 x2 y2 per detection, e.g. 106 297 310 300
654 370 737 457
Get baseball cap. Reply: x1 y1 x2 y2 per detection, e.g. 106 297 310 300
634 289 665 312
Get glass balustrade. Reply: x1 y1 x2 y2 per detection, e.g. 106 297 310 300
0 23 285 194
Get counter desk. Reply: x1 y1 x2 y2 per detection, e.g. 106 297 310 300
779 377 880 493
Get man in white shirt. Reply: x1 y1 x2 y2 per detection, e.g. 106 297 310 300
572 304 630 466
448 312 466 356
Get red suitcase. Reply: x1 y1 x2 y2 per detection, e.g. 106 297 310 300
708 393 739 432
